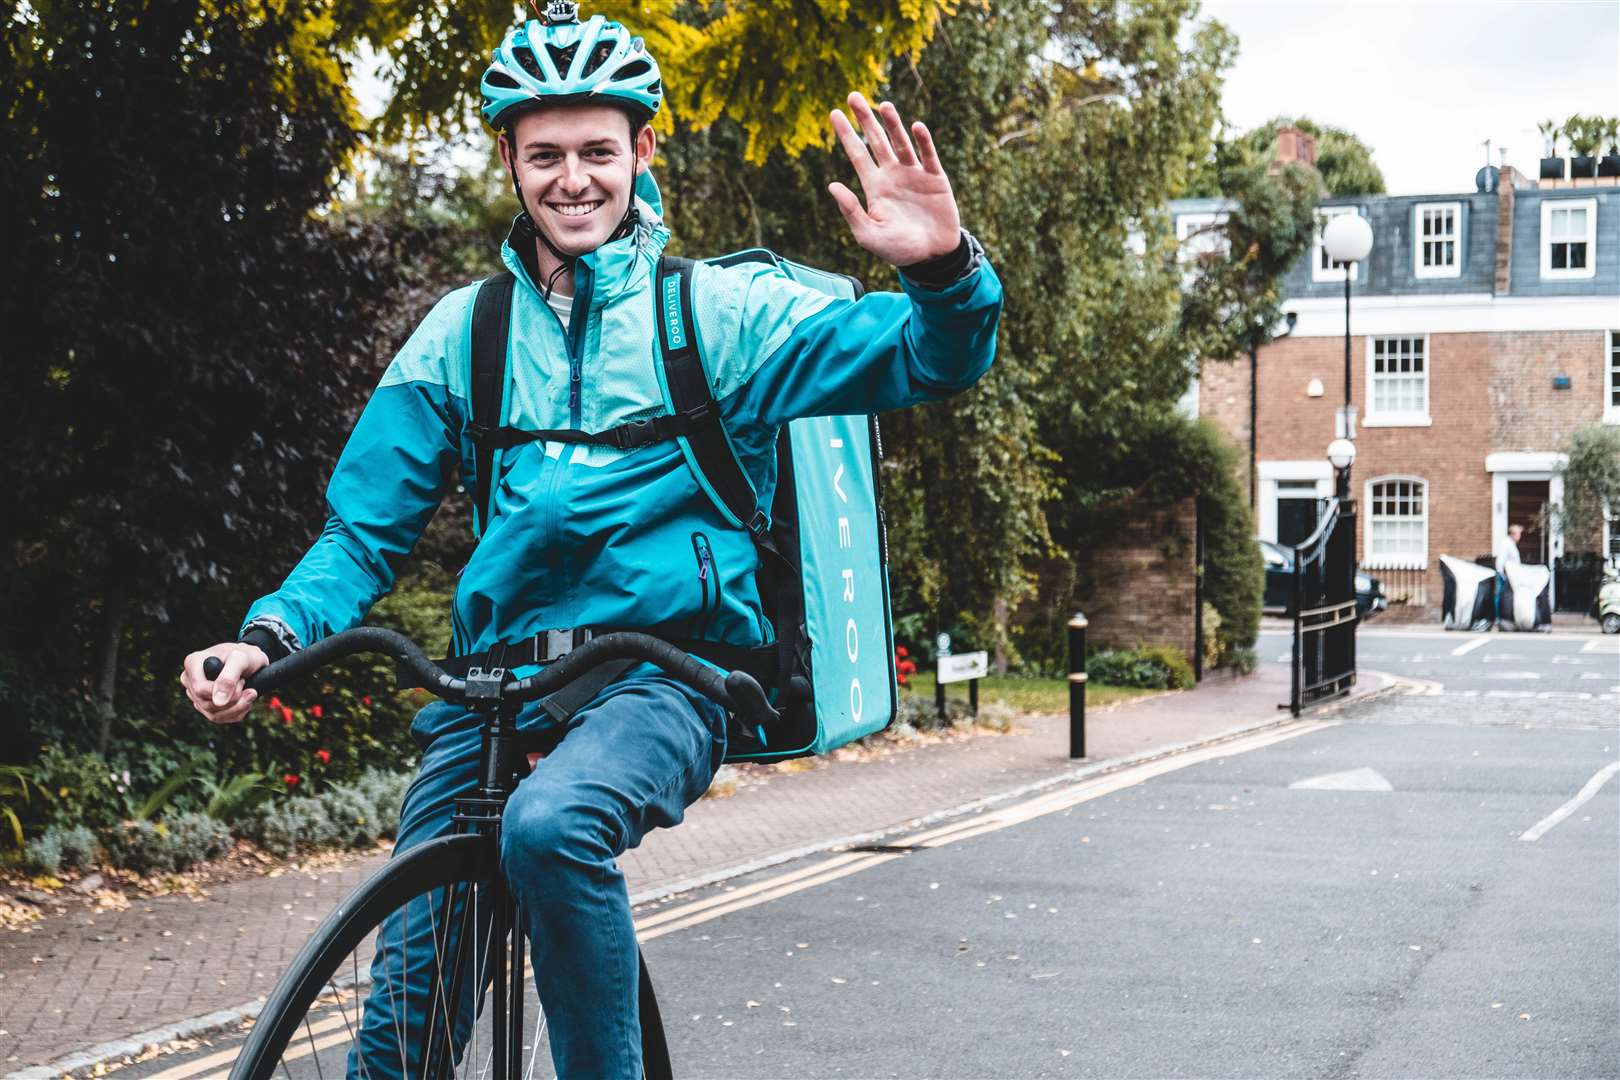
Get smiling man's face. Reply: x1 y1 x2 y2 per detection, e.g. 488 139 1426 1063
500 103 656 260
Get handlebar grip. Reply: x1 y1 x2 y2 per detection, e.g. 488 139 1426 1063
202 656 224 681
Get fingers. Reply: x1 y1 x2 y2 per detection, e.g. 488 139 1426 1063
212 649 250 706
182 644 263 724
826 181 871 233
829 106 876 186
846 92 898 166
877 101 917 167
912 120 944 175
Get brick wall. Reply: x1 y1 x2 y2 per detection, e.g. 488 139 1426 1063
1201 329 1615 615
1074 497 1198 659
1488 330 1611 452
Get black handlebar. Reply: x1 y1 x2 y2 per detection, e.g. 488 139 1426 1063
202 628 777 728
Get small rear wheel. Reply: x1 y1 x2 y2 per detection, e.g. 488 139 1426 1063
1601 613 1620 635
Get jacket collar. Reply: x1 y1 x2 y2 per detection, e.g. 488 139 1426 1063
500 196 669 308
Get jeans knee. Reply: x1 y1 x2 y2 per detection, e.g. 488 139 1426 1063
501 780 622 888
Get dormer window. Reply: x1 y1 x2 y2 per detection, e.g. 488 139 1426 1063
1312 206 1363 283
1541 198 1597 280
1413 202 1461 279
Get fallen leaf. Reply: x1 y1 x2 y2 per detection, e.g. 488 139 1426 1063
746 1001 760 1009
830 977 847 984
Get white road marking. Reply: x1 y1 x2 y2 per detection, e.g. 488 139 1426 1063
1450 636 1492 657
1289 767 1394 792
1519 762 1620 842
1485 690 1537 698
1480 654 1529 663
1536 691 1593 700
1552 656 1591 665
1581 639 1620 654
1485 671 1541 680
1580 672 1608 680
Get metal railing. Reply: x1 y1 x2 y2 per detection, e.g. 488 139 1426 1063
1287 498 1358 716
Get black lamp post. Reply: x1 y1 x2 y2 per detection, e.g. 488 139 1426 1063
1320 212 1373 496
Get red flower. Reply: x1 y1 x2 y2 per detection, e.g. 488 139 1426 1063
311 705 324 719
268 696 282 710
899 659 917 675
361 695 373 708
895 646 909 659
282 773 300 786
897 673 909 686
279 705 294 726
315 749 331 764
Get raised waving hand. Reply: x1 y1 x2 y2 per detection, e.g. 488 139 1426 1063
828 92 961 268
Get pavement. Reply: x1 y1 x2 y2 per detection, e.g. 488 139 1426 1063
0 655 1382 1077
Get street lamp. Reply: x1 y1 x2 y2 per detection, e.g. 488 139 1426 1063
1326 437 1357 500
1321 212 1373 494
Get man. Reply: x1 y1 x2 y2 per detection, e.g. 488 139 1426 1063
1496 522 1524 627
180 4 1000 1075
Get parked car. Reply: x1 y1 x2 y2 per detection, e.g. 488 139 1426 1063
1258 539 1387 619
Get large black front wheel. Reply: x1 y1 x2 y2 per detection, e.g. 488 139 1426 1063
227 834 673 1080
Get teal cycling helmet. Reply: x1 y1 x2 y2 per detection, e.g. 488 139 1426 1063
481 0 663 130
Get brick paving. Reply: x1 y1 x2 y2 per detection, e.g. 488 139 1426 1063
0 664 1307 1073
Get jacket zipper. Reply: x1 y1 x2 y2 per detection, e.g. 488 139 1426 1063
566 260 593 428
691 531 717 638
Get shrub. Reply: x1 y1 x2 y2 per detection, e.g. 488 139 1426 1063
100 812 230 874
23 824 97 875
241 768 411 856
1225 645 1259 675
1088 645 1194 690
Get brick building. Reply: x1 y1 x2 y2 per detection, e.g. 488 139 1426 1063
1177 151 1619 616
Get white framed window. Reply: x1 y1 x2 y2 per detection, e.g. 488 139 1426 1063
1365 477 1429 569
1606 331 1620 423
1364 335 1431 426
1540 198 1597 280
1312 206 1362 283
1176 211 1229 263
1413 202 1462 279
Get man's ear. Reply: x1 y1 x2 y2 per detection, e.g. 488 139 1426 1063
497 131 513 171
634 123 656 173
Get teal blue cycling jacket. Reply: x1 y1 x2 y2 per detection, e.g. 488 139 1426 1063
241 203 1001 658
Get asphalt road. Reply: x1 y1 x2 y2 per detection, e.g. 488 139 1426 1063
631 713 1617 1078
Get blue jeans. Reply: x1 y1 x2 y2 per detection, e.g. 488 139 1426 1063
349 669 727 1079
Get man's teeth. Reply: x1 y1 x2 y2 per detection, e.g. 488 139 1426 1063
552 201 603 218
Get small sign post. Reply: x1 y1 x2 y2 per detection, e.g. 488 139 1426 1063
1068 612 1088 759
937 650 989 720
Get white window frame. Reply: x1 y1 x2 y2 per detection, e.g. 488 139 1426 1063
1540 198 1597 281
1363 476 1429 570
1363 334 1432 427
1606 330 1620 425
1312 206 1362 283
1176 211 1229 263
1412 201 1462 280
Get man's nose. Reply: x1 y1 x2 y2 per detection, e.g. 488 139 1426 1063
559 154 590 194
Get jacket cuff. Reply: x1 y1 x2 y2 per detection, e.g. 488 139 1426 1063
899 230 981 291
239 616 299 663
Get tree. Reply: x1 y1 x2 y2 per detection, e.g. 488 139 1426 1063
1554 425 1620 548
325 0 954 163
0 0 432 751
660 0 1312 667
1217 116 1386 196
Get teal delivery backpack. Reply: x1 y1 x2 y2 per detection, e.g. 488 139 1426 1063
467 249 898 763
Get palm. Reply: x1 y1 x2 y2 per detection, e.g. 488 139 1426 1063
828 93 961 267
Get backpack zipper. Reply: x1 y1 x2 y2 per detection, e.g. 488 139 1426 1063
691 531 717 637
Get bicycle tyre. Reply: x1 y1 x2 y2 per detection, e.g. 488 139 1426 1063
228 833 676 1080
229 833 495 1080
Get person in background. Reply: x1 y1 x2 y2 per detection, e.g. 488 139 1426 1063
1495 522 1524 627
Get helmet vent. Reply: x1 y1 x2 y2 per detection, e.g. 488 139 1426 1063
546 42 579 76
581 41 615 78
647 79 662 97
613 59 651 80
486 70 521 90
512 45 546 82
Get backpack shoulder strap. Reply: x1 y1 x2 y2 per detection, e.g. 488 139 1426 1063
656 255 767 539
469 271 516 535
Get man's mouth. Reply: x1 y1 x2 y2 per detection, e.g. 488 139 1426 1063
547 199 605 219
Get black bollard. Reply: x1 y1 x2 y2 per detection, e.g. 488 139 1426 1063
1068 612 1088 759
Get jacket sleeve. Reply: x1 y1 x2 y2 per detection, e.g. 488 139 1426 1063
715 239 1002 428
239 287 475 653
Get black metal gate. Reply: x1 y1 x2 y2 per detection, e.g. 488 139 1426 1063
1286 497 1358 715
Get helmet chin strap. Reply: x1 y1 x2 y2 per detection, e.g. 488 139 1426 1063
505 145 642 301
